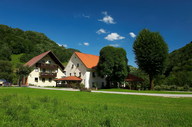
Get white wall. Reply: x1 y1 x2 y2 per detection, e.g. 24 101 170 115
64 53 87 83
86 70 106 88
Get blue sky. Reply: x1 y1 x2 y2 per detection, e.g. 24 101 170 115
0 0 192 66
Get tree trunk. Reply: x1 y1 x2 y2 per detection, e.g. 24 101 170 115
149 75 154 90
18 76 21 87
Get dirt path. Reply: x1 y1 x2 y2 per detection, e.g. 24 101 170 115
29 86 192 98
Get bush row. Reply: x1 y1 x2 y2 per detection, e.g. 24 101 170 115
154 85 192 91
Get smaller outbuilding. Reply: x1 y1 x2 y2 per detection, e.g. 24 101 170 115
54 76 82 87
125 74 144 90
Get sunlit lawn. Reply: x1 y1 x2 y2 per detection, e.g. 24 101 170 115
0 87 192 127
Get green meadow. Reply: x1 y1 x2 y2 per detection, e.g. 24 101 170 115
0 88 192 127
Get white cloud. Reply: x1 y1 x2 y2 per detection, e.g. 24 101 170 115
105 33 125 41
109 44 120 47
63 44 68 48
82 14 90 18
96 28 107 34
58 43 67 48
99 11 116 24
129 32 136 38
83 42 89 46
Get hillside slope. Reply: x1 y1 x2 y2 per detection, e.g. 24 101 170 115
166 42 192 75
0 24 79 65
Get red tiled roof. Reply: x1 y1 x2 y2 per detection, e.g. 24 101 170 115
75 52 99 69
24 51 64 70
24 51 51 67
54 76 82 81
125 74 144 82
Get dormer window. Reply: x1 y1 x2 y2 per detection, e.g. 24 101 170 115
35 68 39 72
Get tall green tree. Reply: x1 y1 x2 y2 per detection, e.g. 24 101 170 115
97 46 128 87
133 29 168 90
16 65 33 86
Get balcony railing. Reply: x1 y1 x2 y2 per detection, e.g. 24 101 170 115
36 63 58 69
40 72 57 78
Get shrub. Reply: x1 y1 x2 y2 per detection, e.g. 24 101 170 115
161 85 170 90
71 83 84 89
154 85 161 91
80 88 91 92
183 85 190 91
177 87 184 91
169 85 177 91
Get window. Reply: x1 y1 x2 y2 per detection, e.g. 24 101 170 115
49 78 52 82
79 72 81 77
35 68 39 72
92 72 96 77
64 71 66 75
35 78 38 82
92 82 95 87
77 63 79 67
74 72 76 76
48 60 51 64
42 68 46 73
71 64 74 69
70 73 72 76
42 78 45 82
102 82 105 88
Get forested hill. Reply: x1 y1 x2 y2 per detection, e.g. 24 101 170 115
0 24 79 65
166 42 192 76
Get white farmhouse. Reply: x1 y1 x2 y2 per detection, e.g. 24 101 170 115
62 52 106 88
23 51 64 86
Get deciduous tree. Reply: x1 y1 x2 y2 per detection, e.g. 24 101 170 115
97 46 128 87
133 29 168 90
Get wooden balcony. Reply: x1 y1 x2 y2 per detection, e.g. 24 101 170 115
40 72 57 78
36 63 58 69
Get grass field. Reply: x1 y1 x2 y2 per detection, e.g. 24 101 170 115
99 88 192 94
0 87 192 127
